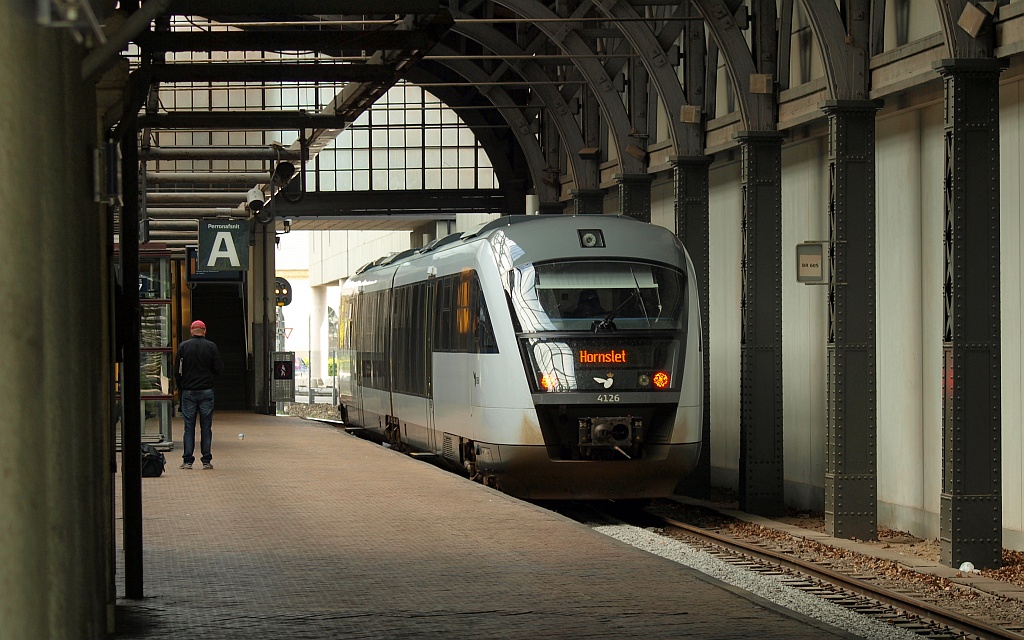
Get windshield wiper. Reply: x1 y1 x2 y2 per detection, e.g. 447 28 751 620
593 268 653 332
593 289 639 332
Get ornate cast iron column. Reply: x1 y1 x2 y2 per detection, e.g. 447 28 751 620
823 100 879 541
672 155 711 498
737 130 785 516
936 58 1004 569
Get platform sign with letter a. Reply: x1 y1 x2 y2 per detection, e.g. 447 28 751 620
272 351 296 402
199 220 249 271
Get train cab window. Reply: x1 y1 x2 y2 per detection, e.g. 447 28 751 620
507 260 687 333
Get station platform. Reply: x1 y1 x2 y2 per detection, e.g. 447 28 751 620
114 411 855 639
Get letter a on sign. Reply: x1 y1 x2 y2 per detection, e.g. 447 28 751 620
208 232 241 267
199 220 250 271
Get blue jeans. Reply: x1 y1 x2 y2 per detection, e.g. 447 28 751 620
181 389 215 464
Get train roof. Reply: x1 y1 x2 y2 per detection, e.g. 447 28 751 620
354 214 688 275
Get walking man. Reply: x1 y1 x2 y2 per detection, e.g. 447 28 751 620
175 319 224 470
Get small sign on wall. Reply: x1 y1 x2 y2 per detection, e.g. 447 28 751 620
796 242 828 284
272 351 296 402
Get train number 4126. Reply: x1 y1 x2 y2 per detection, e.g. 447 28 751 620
596 394 620 402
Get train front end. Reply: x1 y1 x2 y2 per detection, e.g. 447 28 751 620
478 217 702 499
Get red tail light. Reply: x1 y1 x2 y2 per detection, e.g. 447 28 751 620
652 372 670 389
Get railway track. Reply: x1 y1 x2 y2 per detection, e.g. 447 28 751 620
557 502 1024 640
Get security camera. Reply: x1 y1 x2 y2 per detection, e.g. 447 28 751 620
246 187 265 213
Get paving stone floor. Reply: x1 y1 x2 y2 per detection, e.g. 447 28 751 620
114 412 854 639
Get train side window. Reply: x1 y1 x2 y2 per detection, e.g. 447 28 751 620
435 275 453 352
409 282 426 395
456 271 472 353
377 290 391 390
391 286 408 394
358 291 373 383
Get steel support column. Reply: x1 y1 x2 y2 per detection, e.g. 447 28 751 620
671 155 712 499
503 177 528 216
537 200 566 215
615 173 653 222
737 130 785 516
571 188 605 215
936 58 1005 569
250 223 277 415
823 100 879 541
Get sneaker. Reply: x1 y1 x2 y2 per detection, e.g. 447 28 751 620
180 462 192 470
202 462 213 470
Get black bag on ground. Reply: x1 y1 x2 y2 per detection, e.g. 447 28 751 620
141 443 166 477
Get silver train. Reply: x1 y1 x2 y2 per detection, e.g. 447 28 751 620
337 214 703 499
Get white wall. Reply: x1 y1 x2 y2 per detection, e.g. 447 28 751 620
1002 76 1024 549
275 231 339 380
707 160 743 487
875 106 937 538
781 138 829 509
309 214 499 287
309 229 412 287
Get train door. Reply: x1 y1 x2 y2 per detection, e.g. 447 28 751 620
351 291 367 427
423 282 436 453
353 288 390 430
387 280 435 449
431 272 475 436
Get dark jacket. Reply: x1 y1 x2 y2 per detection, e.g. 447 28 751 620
175 336 225 391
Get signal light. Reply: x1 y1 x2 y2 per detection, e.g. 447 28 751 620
540 373 556 391
275 276 292 307
652 371 670 389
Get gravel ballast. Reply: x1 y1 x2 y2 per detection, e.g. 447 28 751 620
591 522 925 640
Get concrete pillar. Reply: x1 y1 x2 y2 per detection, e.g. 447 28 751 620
0 5 111 638
310 286 328 382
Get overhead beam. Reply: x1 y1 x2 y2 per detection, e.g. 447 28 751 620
272 189 507 217
167 0 440 15
138 29 437 53
146 207 247 218
151 62 396 84
146 172 270 184
142 147 301 161
147 192 247 205
139 111 348 130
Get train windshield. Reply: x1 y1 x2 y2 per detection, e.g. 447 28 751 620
507 260 687 332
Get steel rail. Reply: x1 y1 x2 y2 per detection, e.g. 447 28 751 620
652 514 1024 640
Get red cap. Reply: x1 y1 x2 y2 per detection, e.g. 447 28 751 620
190 320 207 332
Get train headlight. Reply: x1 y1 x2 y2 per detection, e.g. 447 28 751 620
638 374 650 387
652 371 670 389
